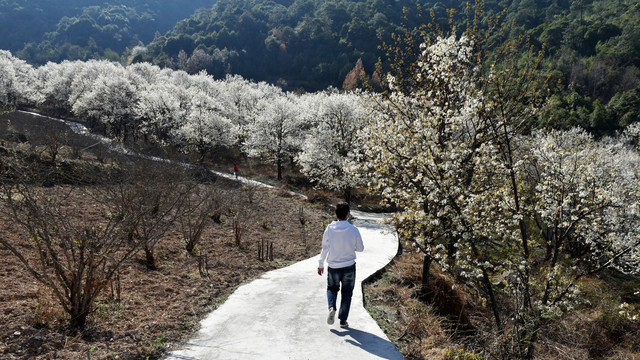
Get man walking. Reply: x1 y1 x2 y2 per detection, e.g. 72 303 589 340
317 203 364 328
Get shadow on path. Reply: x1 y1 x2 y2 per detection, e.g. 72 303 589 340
330 328 404 360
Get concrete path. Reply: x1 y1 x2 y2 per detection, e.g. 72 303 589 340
166 211 404 360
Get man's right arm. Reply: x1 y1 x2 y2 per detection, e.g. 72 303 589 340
317 230 330 271
354 228 364 252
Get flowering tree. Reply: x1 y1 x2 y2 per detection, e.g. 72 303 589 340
134 82 184 145
72 70 141 143
466 126 640 356
224 75 281 145
297 90 366 202
357 31 640 358
0 54 16 113
68 60 121 118
127 62 164 84
358 33 489 291
35 61 82 116
243 93 302 180
0 50 36 112
170 89 233 162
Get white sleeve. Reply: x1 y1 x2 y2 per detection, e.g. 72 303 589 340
355 228 364 252
318 230 330 268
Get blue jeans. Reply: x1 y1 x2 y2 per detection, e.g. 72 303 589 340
326 264 356 321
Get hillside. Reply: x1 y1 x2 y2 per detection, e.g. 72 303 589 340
137 0 435 90
0 0 213 63
0 110 330 359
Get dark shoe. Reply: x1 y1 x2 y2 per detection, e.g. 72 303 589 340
339 320 349 328
327 308 336 325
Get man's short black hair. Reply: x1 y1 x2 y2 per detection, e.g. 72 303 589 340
336 203 350 220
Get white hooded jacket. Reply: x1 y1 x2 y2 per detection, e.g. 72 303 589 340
318 220 364 269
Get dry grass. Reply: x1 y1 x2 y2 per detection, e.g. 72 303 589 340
365 253 640 360
365 253 469 360
0 128 334 359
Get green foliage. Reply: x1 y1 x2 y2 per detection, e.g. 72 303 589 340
143 0 436 90
138 0 638 109
522 0 640 134
0 0 212 64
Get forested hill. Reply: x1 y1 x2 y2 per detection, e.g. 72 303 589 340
505 0 640 133
137 0 435 91
0 0 213 64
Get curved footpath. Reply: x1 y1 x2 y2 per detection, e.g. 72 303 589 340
166 211 404 360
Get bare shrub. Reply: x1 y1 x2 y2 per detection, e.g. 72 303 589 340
258 239 274 261
104 159 189 270
230 186 268 248
232 214 244 248
109 270 122 302
0 182 137 330
243 183 268 204
197 253 210 279
0 154 187 330
43 129 66 164
299 205 309 254
180 183 227 254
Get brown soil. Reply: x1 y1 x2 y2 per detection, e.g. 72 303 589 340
0 183 331 360
0 184 330 360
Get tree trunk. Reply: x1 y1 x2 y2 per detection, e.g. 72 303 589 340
144 245 156 269
277 158 282 180
421 254 432 300
481 267 503 332
69 292 91 331
343 187 352 204
185 227 203 254
525 322 541 359
70 307 89 331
